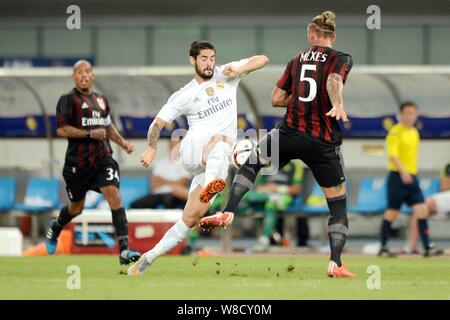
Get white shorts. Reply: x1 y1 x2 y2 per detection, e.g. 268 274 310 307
430 191 450 217
179 133 210 177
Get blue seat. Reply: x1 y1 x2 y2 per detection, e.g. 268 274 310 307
95 176 150 209
286 195 303 213
421 178 440 197
120 177 150 209
348 177 387 215
0 177 16 211
14 177 60 212
300 181 329 215
400 177 440 214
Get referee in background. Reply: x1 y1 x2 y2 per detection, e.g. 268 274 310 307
379 102 438 257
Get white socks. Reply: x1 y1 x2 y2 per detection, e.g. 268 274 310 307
204 141 230 186
145 219 191 263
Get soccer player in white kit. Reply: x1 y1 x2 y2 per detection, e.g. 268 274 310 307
128 41 268 276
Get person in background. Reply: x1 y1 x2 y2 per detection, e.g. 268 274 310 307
130 139 190 209
45 60 140 265
244 160 304 252
379 102 440 258
403 162 449 254
425 162 450 218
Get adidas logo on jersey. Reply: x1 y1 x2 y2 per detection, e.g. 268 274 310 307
81 102 89 109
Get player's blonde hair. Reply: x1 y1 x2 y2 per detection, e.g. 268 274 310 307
308 10 336 39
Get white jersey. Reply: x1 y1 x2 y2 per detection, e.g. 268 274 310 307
156 58 249 140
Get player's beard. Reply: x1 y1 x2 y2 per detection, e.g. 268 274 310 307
195 63 214 80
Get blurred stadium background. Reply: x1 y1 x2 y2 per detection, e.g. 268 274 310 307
0 0 450 258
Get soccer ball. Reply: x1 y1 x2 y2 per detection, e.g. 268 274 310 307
231 139 257 168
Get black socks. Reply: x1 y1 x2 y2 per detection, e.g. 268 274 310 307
223 163 261 213
326 195 348 267
417 219 430 251
56 205 74 230
111 207 129 252
381 219 392 247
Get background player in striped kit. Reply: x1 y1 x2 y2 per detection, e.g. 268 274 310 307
45 60 141 265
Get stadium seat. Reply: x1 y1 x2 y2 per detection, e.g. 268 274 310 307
120 177 150 209
0 177 16 211
13 177 60 243
95 176 150 209
300 181 329 215
421 178 440 197
14 177 60 212
400 177 440 214
348 177 387 215
285 195 303 214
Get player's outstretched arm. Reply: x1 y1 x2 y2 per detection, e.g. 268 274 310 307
222 55 269 77
140 117 167 168
240 55 269 74
271 86 291 108
326 73 348 122
106 123 134 154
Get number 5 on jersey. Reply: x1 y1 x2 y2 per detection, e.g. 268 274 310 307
106 168 120 182
299 64 317 102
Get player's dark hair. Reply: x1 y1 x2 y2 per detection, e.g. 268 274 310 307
189 41 215 59
399 101 418 112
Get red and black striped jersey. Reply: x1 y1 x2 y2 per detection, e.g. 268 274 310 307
276 46 353 145
56 88 113 168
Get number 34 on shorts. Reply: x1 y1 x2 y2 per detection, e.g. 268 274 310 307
106 167 120 182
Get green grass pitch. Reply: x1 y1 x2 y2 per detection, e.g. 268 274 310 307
0 255 449 299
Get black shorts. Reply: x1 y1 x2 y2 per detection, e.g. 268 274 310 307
63 156 120 202
387 171 424 210
257 123 345 188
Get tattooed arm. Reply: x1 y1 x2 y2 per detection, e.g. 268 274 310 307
140 117 167 168
325 73 348 122
106 123 134 154
271 86 291 108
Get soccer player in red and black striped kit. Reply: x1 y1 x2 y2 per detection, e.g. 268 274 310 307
200 11 356 278
45 60 141 265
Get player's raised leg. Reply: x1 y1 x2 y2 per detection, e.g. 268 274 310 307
199 135 231 204
199 134 271 231
128 183 210 276
321 183 356 278
45 199 84 254
100 185 141 265
199 163 259 230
